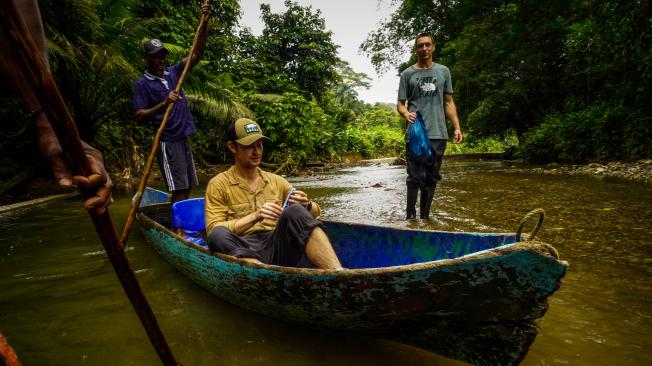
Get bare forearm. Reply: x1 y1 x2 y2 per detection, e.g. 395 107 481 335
81 141 104 163
445 98 461 130
13 0 48 70
134 100 168 122
186 8 210 69
397 101 417 123
444 94 463 143
231 211 262 236
397 101 410 120
194 25 209 61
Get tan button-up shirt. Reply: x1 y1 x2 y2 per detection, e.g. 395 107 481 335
204 166 319 236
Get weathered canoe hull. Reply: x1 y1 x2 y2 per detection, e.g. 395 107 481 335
136 202 567 366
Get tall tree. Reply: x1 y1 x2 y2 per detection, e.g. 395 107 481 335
360 0 459 73
448 0 572 137
259 0 340 98
228 0 341 100
331 61 371 116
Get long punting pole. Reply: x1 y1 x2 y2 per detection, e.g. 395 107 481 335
121 0 211 247
0 4 179 366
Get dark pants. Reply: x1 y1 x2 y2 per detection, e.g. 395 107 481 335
406 139 447 189
207 204 325 267
157 137 198 192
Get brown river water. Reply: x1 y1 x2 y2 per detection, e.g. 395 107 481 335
1 161 650 365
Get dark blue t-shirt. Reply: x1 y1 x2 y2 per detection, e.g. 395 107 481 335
133 62 195 141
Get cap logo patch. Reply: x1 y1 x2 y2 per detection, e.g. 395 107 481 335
244 123 260 134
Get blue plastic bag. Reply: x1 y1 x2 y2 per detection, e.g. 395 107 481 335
407 111 432 160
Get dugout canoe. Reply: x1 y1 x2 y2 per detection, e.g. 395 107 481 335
136 188 567 365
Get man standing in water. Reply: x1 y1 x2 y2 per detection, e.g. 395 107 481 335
397 32 463 220
133 2 210 204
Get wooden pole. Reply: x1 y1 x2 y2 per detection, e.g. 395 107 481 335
121 0 211 247
0 4 179 366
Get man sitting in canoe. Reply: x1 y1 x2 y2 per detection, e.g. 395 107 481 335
204 118 343 270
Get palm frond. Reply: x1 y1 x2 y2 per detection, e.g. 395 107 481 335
46 31 83 76
186 89 252 124
83 42 140 82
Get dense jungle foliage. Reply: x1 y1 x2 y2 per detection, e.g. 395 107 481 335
1 0 650 199
362 0 651 163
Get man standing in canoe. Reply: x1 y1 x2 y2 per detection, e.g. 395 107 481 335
133 2 210 204
204 118 343 270
397 32 463 220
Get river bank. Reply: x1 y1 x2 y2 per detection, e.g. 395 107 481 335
1 157 650 207
88 157 652 186
367 156 652 183
511 159 652 183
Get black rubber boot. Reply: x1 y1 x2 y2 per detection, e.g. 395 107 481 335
406 187 418 219
420 187 435 219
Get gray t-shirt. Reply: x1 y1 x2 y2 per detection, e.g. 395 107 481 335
398 63 453 139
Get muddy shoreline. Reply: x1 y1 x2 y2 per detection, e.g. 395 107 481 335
2 157 650 208
510 159 652 183
366 156 652 183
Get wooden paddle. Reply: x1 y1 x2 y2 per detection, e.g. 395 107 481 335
121 0 211 247
0 3 179 366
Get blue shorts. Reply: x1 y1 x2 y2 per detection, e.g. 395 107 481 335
157 137 198 192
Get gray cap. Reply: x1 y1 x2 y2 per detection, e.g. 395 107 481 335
142 39 168 55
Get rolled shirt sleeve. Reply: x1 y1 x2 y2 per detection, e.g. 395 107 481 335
204 176 236 234
204 167 296 236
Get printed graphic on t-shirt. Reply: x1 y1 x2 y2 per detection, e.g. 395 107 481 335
416 76 438 97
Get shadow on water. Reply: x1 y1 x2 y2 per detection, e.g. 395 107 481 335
1 161 651 365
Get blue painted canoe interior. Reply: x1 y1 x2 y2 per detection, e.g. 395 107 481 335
141 192 517 268
326 222 516 268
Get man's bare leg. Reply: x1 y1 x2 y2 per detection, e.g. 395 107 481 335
305 227 342 269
